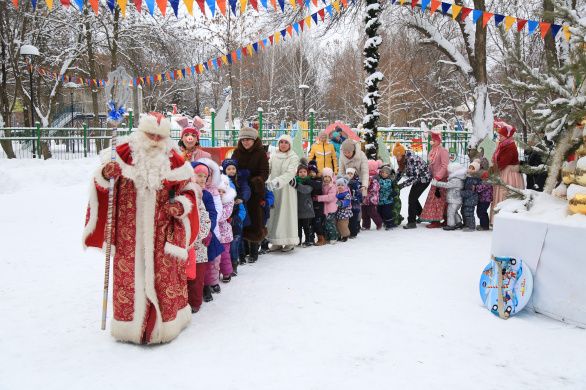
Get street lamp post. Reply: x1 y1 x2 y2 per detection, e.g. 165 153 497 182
298 84 309 121
20 44 40 158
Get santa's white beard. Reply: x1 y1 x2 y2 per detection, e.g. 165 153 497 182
129 132 172 191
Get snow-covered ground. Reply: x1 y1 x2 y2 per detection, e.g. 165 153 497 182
1 158 585 390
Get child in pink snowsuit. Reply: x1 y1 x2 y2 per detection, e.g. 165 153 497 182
217 174 236 283
316 168 339 244
361 160 383 230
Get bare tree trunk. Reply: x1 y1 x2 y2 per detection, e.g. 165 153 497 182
544 129 574 193
84 5 102 150
543 0 559 70
0 27 16 158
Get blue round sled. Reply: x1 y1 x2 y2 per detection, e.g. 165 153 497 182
479 256 533 319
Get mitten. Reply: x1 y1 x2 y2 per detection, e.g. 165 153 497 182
102 162 121 180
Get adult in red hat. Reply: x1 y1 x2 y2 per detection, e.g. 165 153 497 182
420 129 449 228
178 116 211 162
491 120 525 222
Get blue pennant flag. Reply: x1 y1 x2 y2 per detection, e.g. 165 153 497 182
206 0 215 16
170 71 175 81
321 0 326 4
261 0 268 9
229 0 238 15
391 0 396 3
293 23 299 34
494 14 505 27
213 60 219 70
73 0 83 11
203 62 209 71
227 54 233 64
161 73 166 81
236 49 242 60
31 0 38 9
150 75 154 84
472 9 483 24
145 0 155 14
527 20 539 35
191 66 196 74
305 0 310 7
420 0 430 12
181 68 186 77
107 0 115 12
325 4 332 16
277 0 285 12
311 12 318 24
440 2 451 14
280 29 287 38
263 38 269 46
550 24 562 38
253 42 259 52
170 0 179 16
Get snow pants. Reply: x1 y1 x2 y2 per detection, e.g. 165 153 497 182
298 218 313 244
311 214 324 239
446 203 462 227
476 202 490 229
220 243 233 278
336 219 350 238
408 181 430 223
349 208 361 237
377 204 394 228
462 205 476 229
204 255 220 286
324 213 338 241
188 262 207 310
361 204 382 229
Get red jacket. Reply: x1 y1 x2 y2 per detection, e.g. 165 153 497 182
494 141 519 171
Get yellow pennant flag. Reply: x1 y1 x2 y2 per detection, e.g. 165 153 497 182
222 55 228 65
240 0 248 14
504 15 515 31
46 0 53 9
275 32 280 44
289 0 296 9
563 25 571 41
305 15 312 28
451 4 461 20
117 0 127 16
247 44 254 55
399 0 405 5
332 0 340 13
184 0 194 15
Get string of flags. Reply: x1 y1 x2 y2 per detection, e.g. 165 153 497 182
35 0 352 88
29 0 573 88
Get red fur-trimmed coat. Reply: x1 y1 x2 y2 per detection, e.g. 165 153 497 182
83 138 199 345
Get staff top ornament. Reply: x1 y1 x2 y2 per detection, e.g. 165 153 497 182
105 67 133 125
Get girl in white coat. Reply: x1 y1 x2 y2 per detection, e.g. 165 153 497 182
267 134 300 252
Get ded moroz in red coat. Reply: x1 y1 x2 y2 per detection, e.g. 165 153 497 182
83 136 199 345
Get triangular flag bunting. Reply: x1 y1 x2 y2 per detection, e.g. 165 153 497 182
451 5 461 19
229 0 237 14
299 19 305 30
269 0 276 10
293 23 299 34
250 0 258 10
539 22 551 39
269 35 274 45
289 0 295 9
107 0 115 12
281 29 287 38
472 9 482 24
156 0 167 15
196 0 206 14
304 0 309 8
217 0 226 14
297 0 304 8
118 0 127 15
430 0 440 14
305 15 311 28
527 20 539 35
440 2 451 15
411 0 418 10
221 55 228 65
252 42 259 52
311 12 318 24
145 0 155 14
260 0 267 9
482 12 493 28
11 0 18 10
332 0 340 12
228 52 234 64
169 0 179 16
46 0 54 9
89 0 99 12
206 0 215 15
420 0 430 12
32 0 38 10
563 25 570 41
134 0 142 12
460 7 472 21
247 44 253 55
277 0 284 11
275 32 280 44
550 24 561 38
504 15 515 31
494 14 505 27
287 25 293 36
318 8 324 21
517 19 527 32
311 0 317 5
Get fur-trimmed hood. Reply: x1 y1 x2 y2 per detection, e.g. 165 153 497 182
196 157 221 188
218 174 237 204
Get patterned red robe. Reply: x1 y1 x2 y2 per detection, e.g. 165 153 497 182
83 140 199 344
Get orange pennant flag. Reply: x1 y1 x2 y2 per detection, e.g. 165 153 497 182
539 22 551 39
430 0 441 14
89 0 99 13
311 0 317 5
231 51 238 63
118 0 127 16
156 0 167 15
11 0 18 9
270 0 276 10
289 0 296 9
46 0 53 10
217 0 226 15
451 4 461 20
563 25 571 41
504 15 515 31
184 0 194 14
339 0 346 7
482 12 493 28
240 0 247 14
332 0 340 12
287 25 293 36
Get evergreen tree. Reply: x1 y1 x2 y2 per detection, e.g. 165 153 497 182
362 0 383 160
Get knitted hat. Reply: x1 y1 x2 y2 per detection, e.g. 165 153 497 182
341 139 355 154
308 159 318 174
431 130 442 143
138 112 170 138
238 126 258 141
221 158 238 172
297 157 309 174
192 162 210 176
494 121 516 138
368 160 379 175
469 160 481 172
346 167 357 176
336 176 349 186
380 165 393 176
322 167 334 180
181 127 200 140
392 142 406 158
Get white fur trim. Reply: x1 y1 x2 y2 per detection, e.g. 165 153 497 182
165 161 194 183
138 113 171 137
197 157 221 188
219 175 237 204
82 179 100 249
164 242 188 261
93 166 111 190
174 195 193 219
158 306 192 344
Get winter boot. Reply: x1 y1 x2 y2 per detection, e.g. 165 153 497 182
443 225 457 231
281 245 295 252
211 284 221 293
239 255 247 265
426 222 443 229
222 274 232 283
203 286 213 302
403 222 417 229
191 306 200 314
249 243 259 263
315 235 326 246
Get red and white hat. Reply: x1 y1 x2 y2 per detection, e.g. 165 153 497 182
138 112 170 137
181 127 200 140
494 120 516 138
